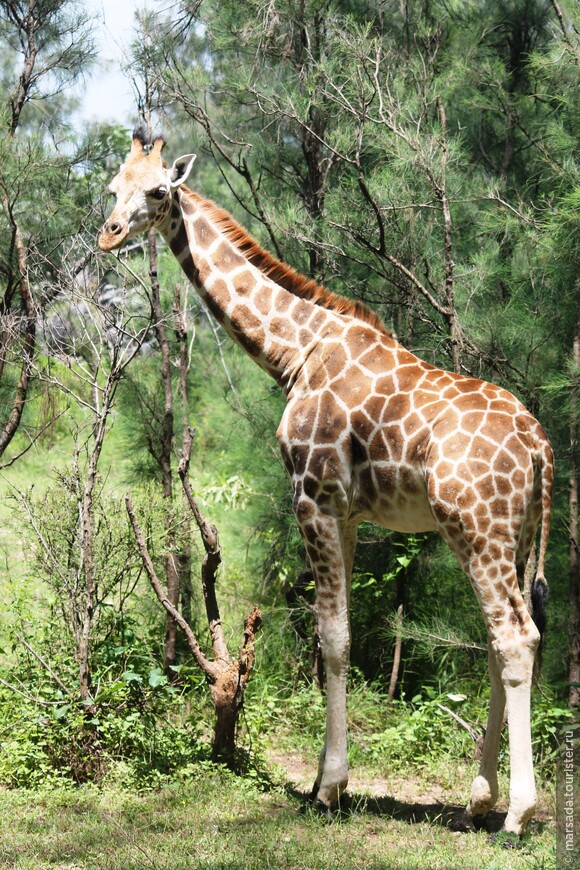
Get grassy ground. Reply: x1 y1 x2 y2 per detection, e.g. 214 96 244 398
0 757 555 869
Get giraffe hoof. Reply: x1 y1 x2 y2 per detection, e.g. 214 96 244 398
315 799 339 819
450 811 478 833
300 796 338 819
471 814 489 832
304 782 349 819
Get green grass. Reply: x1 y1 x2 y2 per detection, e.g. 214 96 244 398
0 766 555 869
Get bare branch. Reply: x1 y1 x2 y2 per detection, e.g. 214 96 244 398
178 429 231 665
436 703 481 744
125 493 217 680
17 635 74 698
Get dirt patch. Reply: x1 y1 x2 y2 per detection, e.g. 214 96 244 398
267 749 454 804
266 749 554 827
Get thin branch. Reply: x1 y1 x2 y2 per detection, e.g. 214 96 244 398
0 676 60 707
549 0 580 59
436 703 481 744
2 475 71 590
206 315 239 399
0 407 69 470
125 493 217 680
178 429 231 665
17 635 74 698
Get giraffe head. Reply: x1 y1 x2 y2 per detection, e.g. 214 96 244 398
99 129 196 252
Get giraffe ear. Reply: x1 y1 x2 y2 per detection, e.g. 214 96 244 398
169 154 196 187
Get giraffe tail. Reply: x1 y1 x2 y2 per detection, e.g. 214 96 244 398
530 439 554 673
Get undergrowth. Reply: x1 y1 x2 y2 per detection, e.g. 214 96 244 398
0 643 572 790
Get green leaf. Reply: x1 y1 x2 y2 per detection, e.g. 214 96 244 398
52 704 70 720
148 668 168 688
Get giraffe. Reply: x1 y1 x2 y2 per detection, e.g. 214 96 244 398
99 129 553 836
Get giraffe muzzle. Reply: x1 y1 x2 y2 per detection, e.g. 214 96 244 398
98 219 129 252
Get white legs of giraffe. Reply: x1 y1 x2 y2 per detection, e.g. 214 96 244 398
469 635 538 834
461 548 540 835
289 442 542 833
502 662 538 833
296 498 356 808
468 639 504 818
300 513 540 831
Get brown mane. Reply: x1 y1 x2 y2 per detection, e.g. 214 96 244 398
185 190 390 336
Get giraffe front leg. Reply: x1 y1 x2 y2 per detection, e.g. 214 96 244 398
313 592 350 808
294 498 352 810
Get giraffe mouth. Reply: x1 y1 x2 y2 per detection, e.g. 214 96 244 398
98 208 140 251
98 224 130 252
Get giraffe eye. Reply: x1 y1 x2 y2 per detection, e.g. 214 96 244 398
148 187 167 200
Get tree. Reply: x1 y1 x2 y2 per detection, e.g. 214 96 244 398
13 272 152 707
524 0 580 704
149 0 554 384
126 427 262 769
0 0 95 463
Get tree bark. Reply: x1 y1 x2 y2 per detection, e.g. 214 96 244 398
211 677 240 765
569 312 580 707
437 98 461 374
387 604 404 703
0 193 36 460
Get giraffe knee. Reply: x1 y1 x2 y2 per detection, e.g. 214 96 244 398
293 494 316 526
317 609 350 670
492 633 538 686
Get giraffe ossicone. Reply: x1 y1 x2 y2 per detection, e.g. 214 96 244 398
99 131 553 836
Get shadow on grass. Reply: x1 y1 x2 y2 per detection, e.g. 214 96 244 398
347 791 506 833
286 784 507 833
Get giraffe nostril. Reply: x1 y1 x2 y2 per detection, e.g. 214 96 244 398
109 222 121 235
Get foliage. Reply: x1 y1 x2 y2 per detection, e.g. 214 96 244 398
0 6 577 855
0 679 209 789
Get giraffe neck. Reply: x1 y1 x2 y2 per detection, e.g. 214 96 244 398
161 187 340 390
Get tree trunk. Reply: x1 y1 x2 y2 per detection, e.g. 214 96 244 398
211 670 243 766
437 98 461 375
146 224 182 670
77 372 119 712
0 194 36 460
569 317 580 707
387 604 404 703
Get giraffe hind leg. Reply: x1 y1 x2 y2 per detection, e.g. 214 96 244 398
470 549 540 835
440 521 540 835
467 638 505 822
